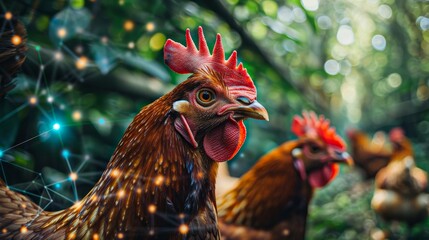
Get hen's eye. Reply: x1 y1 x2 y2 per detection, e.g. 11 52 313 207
309 144 322 154
196 89 216 106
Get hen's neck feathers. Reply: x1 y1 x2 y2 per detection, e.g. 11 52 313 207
32 79 218 239
218 140 313 230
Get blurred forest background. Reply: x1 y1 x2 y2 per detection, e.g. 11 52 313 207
1 0 429 239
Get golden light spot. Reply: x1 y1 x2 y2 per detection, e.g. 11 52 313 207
197 171 204 179
111 169 120 177
123 20 134 31
117 189 125 198
69 172 78 181
21 204 27 209
73 201 83 211
72 111 82 121
20 226 28 234
146 22 155 32
148 204 156 214
178 213 185 219
4 12 12 20
68 233 76 240
92 233 99 240
128 42 135 49
117 233 124 239
91 195 98 202
154 175 164 186
29 96 38 105
282 229 290 236
57 28 67 38
75 56 88 70
2 228 7 234
11 35 22 46
54 51 63 61
137 188 142 194
179 224 189 234
149 33 166 51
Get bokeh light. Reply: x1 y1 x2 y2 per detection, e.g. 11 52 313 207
337 25 354 45
371 34 386 51
53 123 61 131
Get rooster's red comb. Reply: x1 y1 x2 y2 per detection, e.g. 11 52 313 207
291 111 346 150
164 27 256 96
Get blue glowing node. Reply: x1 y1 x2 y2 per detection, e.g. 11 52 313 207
53 123 61 130
62 149 70 158
0 150 3 157
98 118 105 125
55 183 61 189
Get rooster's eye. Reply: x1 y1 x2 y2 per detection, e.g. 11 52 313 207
196 89 216 106
309 144 322 154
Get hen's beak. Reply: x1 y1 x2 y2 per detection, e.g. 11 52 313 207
329 149 354 166
229 100 269 121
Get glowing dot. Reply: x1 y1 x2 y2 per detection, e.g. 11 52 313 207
154 175 164 186
117 233 124 239
62 149 70 158
117 189 125 198
372 34 386 51
0 150 3 157
324 59 340 75
76 56 88 70
149 230 155 235
20 226 28 233
11 35 22 46
179 224 189 234
53 123 61 130
21 204 26 209
69 172 78 181
55 183 61 189
124 20 134 31
47 95 54 103
179 213 185 219
57 28 67 38
146 22 155 31
4 12 12 20
101 36 109 44
1 228 7 234
128 42 135 49
72 111 82 121
98 118 106 125
148 204 156 214
35 45 41 51
54 52 63 61
137 188 142 194
68 233 76 240
92 233 99 240
29 96 38 105
111 169 120 177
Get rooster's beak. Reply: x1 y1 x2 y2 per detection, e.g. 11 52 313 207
330 150 354 166
229 100 269 121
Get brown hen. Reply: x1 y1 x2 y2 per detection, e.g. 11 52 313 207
347 129 392 179
217 111 352 240
0 27 268 240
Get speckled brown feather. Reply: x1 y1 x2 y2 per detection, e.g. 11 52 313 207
217 140 313 240
0 72 223 240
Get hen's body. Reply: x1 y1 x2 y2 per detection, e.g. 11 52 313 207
347 129 391 179
0 79 219 239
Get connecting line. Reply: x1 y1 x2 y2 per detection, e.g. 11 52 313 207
0 103 28 124
3 130 52 153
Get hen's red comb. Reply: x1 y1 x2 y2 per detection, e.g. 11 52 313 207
164 27 255 94
291 111 346 150
389 127 404 143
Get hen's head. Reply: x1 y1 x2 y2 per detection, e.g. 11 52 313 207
291 111 352 188
164 27 268 162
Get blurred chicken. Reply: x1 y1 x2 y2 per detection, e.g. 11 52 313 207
217 111 352 240
0 27 268 239
371 128 429 237
347 129 392 179
216 162 238 197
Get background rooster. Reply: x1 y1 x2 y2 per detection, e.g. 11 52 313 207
347 129 392 179
371 128 429 238
0 27 268 239
217 111 352 240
